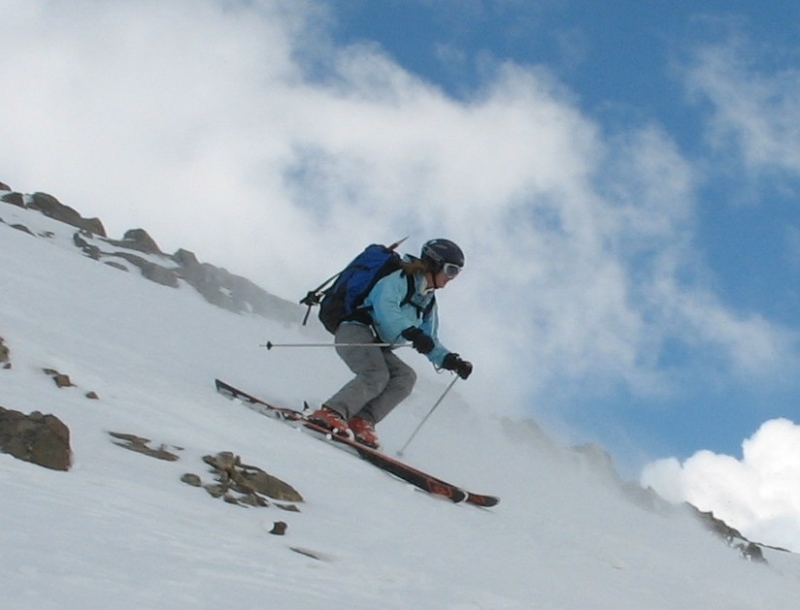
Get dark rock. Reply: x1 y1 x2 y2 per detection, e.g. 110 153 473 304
204 483 226 498
108 431 181 462
239 468 304 502
123 228 161 254
105 228 163 255
0 337 9 365
237 493 268 507
42 368 75 388
738 542 766 563
180 473 203 487
107 252 179 287
202 451 304 506
692 506 746 541
28 192 106 237
172 248 200 268
52 374 74 388
290 547 327 560
103 261 129 272
269 521 288 535
0 407 72 471
687 505 768 563
1 192 25 207
11 224 34 236
73 232 101 259
0 180 10 191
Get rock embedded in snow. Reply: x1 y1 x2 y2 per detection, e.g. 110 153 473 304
109 431 182 462
0 407 72 471
27 192 106 236
201 451 304 506
1 191 24 207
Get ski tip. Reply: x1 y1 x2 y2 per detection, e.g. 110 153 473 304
467 494 500 508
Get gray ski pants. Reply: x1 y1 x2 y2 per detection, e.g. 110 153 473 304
324 323 417 424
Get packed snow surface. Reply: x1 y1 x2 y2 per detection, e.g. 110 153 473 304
2 202 800 609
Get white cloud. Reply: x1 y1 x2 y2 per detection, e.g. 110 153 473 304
686 36 800 176
642 418 800 551
0 0 796 414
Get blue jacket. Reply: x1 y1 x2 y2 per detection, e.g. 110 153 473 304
360 267 450 366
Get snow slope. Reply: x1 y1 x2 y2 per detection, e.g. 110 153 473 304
2 199 800 609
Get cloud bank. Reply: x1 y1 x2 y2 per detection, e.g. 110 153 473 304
642 418 800 552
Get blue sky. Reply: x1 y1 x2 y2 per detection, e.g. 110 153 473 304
3 0 800 493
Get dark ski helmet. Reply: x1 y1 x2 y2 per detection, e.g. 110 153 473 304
421 239 465 275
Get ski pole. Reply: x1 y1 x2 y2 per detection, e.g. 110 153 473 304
260 341 406 350
396 375 459 457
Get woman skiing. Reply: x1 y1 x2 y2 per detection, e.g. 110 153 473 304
310 239 473 449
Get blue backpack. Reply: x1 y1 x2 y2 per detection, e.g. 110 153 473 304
301 241 432 334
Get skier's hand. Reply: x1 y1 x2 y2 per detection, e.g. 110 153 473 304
442 353 473 380
402 327 435 354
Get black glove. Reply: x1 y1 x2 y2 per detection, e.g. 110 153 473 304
442 353 473 380
401 327 435 354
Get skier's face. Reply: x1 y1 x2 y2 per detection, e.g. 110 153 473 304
435 262 461 289
432 270 453 289
441 262 462 279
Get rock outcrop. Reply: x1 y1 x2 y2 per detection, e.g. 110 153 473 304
0 407 72 471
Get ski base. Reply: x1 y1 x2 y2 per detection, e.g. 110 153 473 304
215 379 499 508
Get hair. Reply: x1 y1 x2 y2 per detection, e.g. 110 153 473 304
399 258 432 276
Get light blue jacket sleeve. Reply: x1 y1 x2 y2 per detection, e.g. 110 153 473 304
362 270 450 367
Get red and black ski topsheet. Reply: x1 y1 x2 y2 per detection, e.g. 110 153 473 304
215 379 499 508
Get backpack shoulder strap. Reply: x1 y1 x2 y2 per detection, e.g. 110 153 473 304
400 272 415 307
400 272 436 319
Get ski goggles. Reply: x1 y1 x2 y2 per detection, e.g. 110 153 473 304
442 263 462 279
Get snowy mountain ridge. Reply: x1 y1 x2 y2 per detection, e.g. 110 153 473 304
0 184 300 322
2 183 800 609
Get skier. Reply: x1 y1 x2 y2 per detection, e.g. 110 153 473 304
309 239 473 449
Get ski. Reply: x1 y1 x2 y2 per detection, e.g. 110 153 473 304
214 379 499 508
